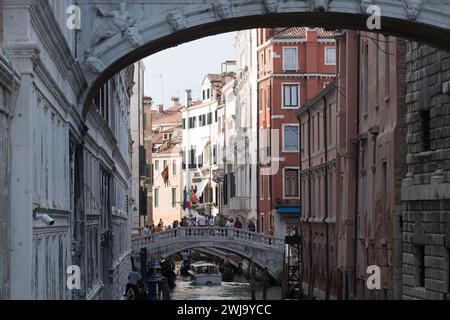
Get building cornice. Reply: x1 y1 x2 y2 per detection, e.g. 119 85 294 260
5 0 87 97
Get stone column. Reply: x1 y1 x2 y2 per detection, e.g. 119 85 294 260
7 46 39 299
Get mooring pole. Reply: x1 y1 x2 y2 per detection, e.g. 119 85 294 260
263 267 268 300
251 261 256 300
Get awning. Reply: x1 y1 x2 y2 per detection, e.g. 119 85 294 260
196 179 210 198
276 206 301 214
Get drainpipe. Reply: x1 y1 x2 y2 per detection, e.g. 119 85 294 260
0 0 3 43
323 94 330 300
256 85 260 233
297 109 304 299
353 32 361 298
269 78 273 234
307 108 313 299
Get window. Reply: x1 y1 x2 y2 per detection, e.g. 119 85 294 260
326 106 331 146
207 112 212 125
357 139 367 239
171 188 177 208
420 110 431 151
182 118 186 129
215 110 218 122
163 160 168 170
203 90 206 100
154 188 159 209
259 88 264 111
94 82 109 122
385 36 391 99
207 89 210 99
376 34 380 107
199 114 207 127
325 47 336 65
283 47 298 70
283 125 299 152
285 169 299 197
189 148 196 169
381 161 387 238
260 176 264 199
363 41 369 114
415 245 425 287
268 84 272 110
283 84 299 108
317 113 321 151
189 117 196 129
213 145 217 165
172 160 177 176
155 160 160 171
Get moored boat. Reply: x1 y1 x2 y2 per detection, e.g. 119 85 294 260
188 262 222 285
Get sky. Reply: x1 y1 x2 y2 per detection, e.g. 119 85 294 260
143 32 237 108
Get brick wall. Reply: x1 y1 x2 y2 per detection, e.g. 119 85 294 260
402 42 450 300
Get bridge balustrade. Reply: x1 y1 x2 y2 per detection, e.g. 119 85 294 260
132 227 284 252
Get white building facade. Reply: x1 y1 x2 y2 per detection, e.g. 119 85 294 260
182 75 228 217
219 30 258 227
1 0 134 300
130 61 147 232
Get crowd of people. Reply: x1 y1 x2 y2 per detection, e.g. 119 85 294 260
141 214 257 236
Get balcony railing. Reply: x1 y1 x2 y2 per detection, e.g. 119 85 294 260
228 196 250 210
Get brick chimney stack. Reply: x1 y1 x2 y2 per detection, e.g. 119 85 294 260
171 97 180 107
158 104 164 113
185 90 192 108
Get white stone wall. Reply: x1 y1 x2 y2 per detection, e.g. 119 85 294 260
0 48 20 300
2 1 134 300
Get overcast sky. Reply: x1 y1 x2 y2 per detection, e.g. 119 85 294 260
143 32 237 108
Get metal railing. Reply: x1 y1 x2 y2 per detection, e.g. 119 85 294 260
132 227 285 251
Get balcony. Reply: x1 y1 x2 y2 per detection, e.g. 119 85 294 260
228 196 250 211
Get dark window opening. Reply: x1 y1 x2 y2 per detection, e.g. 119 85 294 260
415 245 425 288
420 110 431 151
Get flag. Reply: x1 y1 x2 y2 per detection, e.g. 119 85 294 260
191 190 199 205
162 166 170 187
182 189 187 210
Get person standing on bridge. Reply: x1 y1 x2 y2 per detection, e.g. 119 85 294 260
234 217 242 229
197 214 207 227
247 220 256 233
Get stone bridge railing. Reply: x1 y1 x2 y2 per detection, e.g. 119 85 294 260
132 227 285 253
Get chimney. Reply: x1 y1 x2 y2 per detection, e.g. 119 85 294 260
185 90 192 108
171 97 180 107
158 104 164 113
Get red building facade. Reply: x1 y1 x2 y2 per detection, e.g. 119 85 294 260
256 27 336 237
297 30 407 300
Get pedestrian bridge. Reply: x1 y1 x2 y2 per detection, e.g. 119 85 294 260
132 227 285 281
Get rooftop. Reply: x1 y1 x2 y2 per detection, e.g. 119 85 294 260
273 27 335 39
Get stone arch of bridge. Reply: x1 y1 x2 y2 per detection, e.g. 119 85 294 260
146 242 283 281
77 0 450 117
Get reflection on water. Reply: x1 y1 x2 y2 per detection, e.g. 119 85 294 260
171 276 282 301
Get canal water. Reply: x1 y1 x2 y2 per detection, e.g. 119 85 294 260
171 274 282 301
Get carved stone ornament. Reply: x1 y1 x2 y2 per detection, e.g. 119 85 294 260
89 2 143 49
360 0 375 14
167 10 187 32
214 0 232 19
264 0 279 14
405 0 424 21
84 50 105 74
310 0 331 12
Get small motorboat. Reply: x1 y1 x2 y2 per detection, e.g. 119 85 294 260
188 262 222 285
